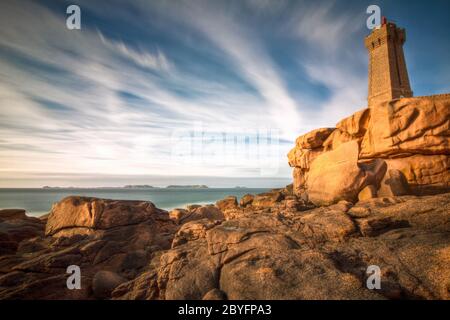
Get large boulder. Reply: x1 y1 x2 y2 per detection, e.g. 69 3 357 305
288 95 450 203
296 206 356 242
45 196 170 237
0 209 27 220
384 155 449 195
360 96 449 158
0 209 45 256
0 197 177 300
307 141 376 205
215 196 238 213
251 190 284 208
319 108 369 152
239 194 255 207
172 219 220 248
335 108 370 138
178 205 224 224
294 128 334 149
288 147 323 169
351 193 450 237
169 208 189 224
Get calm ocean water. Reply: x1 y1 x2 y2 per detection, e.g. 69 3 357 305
0 188 270 217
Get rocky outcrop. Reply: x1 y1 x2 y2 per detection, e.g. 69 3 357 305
239 194 255 207
0 197 177 300
0 190 449 300
216 196 238 213
1 93 449 300
45 196 170 237
0 209 45 256
306 141 387 205
169 205 224 225
359 96 449 158
288 95 450 205
112 192 450 300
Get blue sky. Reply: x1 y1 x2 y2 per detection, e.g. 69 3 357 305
0 0 449 187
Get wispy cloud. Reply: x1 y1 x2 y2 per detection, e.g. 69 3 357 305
0 0 294 185
98 31 172 71
138 0 305 139
288 1 361 51
1 0 447 187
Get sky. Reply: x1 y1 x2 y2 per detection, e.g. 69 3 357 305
0 0 449 188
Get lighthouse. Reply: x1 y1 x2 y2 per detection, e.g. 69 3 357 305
365 17 413 107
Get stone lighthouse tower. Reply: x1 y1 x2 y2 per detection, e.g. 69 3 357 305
365 18 413 107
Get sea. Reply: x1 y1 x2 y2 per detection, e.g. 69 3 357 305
0 188 270 217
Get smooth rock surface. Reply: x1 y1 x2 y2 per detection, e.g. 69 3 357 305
288 95 450 204
45 197 169 237
1 192 449 300
307 141 366 205
111 192 450 300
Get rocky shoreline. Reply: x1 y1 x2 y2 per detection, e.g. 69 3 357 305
1 94 449 300
0 188 449 300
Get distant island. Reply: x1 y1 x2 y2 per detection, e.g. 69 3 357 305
42 186 73 189
42 185 210 189
125 185 209 189
123 185 156 189
165 185 209 189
